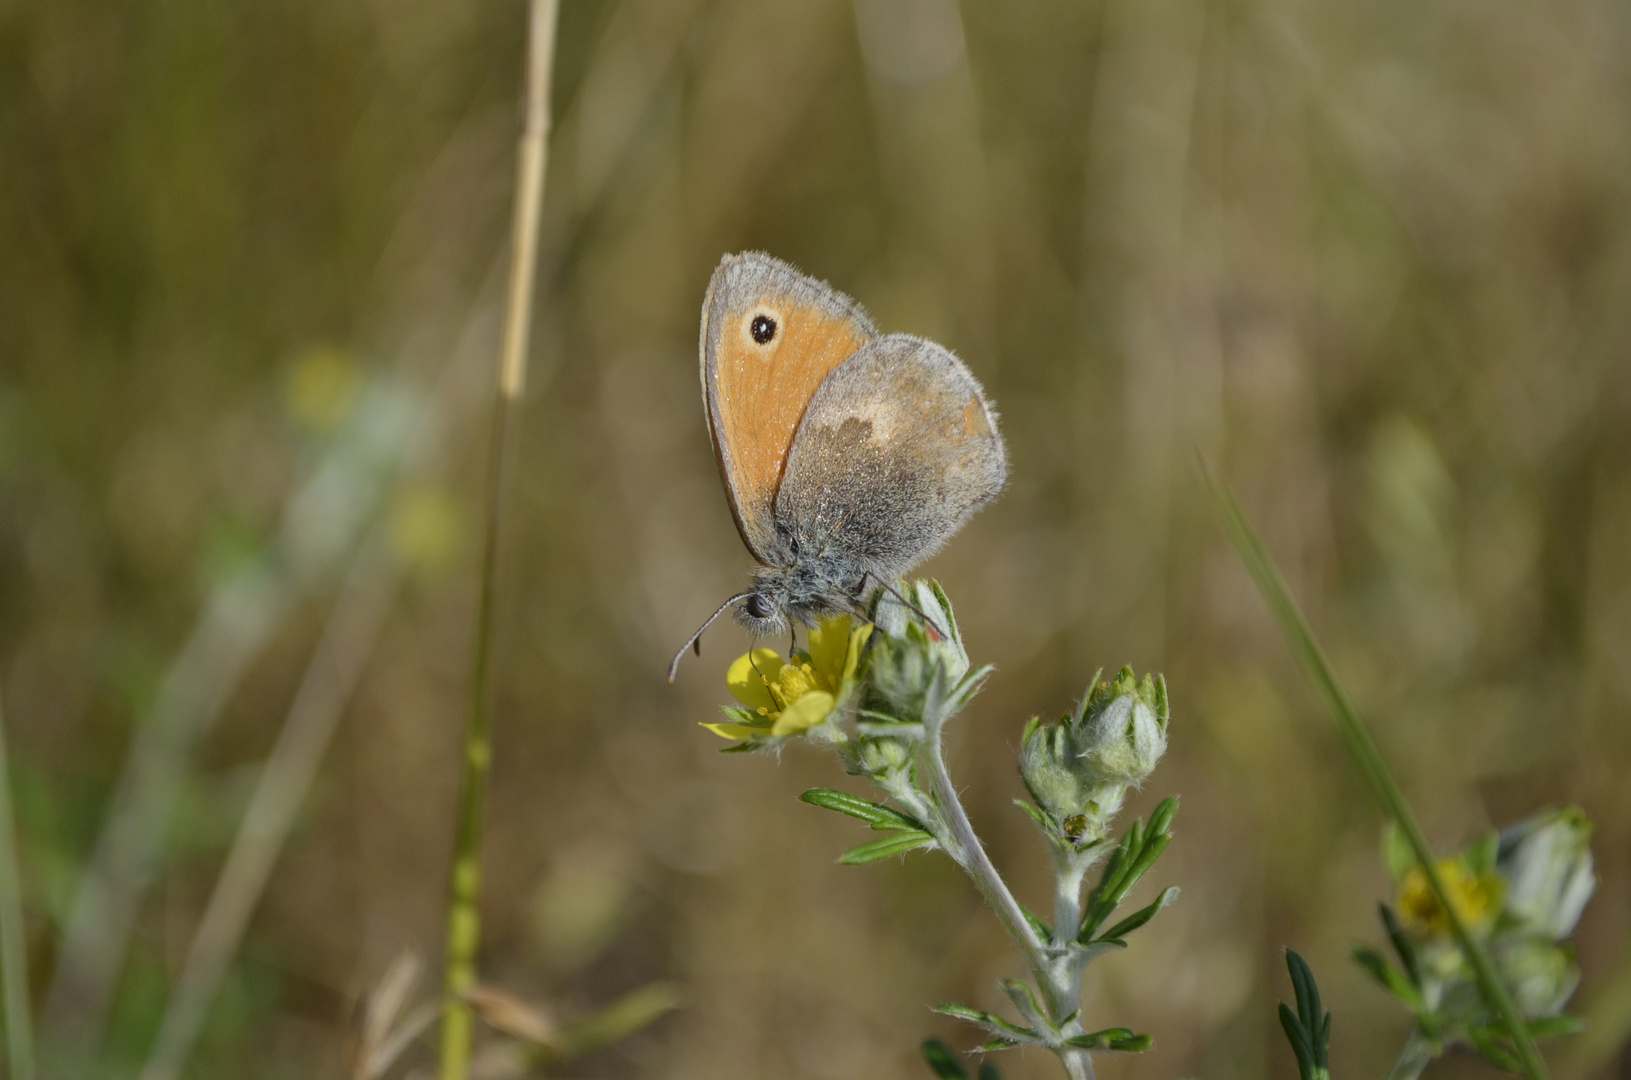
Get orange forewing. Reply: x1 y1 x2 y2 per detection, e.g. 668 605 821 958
703 255 874 560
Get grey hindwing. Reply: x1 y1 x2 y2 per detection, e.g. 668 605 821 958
773 333 1007 582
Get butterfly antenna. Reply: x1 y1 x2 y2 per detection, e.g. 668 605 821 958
667 592 755 683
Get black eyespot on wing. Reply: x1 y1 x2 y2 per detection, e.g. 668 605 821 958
750 314 777 344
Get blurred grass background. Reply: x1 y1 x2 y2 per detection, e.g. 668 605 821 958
2 0 1630 1077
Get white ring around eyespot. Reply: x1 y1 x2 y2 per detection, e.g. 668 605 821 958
743 306 784 355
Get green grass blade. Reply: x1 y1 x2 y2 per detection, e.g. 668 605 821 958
1203 462 1548 1080
0 686 33 1080
438 1 561 1076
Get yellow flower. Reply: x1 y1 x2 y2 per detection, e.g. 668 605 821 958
1399 857 1505 937
286 344 361 432
702 615 873 741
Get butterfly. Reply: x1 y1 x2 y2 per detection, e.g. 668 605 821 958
668 252 1006 681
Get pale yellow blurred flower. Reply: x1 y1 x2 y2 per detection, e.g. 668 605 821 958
286 345 361 431
1399 857 1504 937
388 485 462 578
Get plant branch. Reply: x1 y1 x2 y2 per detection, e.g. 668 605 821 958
1203 460 1548 1080
919 719 1095 1080
438 1 559 1077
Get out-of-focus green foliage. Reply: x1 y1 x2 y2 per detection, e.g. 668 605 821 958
2 0 1629 1076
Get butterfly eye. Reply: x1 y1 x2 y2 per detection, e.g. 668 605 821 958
744 594 775 619
749 314 777 345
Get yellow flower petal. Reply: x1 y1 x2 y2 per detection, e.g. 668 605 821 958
699 721 762 741
842 623 874 685
726 649 786 711
1399 858 1504 936
807 615 853 686
770 691 835 737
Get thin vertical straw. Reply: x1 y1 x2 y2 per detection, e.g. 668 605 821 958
1201 460 1548 1080
0 682 35 1080
137 542 396 1080
437 0 559 1076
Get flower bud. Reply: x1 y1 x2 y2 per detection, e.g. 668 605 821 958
866 583 971 718
1076 669 1169 786
1018 667 1168 835
1495 937 1581 1019
869 581 969 690
1497 807 1595 941
855 735 913 778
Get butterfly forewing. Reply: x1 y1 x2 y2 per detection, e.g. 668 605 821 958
773 334 1007 582
701 253 876 562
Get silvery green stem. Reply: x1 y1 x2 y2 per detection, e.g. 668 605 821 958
919 714 1095 1080
1052 849 1094 952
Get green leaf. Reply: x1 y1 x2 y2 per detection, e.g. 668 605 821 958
718 705 771 727
1094 886 1180 944
1077 807 1176 942
1064 1028 1151 1052
1278 950 1331 1080
1468 1027 1522 1073
1147 796 1179 838
935 1002 999 1023
1466 832 1499 877
920 1038 971 1079
1017 905 1052 944
840 831 936 864
951 665 995 710
1121 832 1172 891
1000 980 1048 1031
934 1004 1042 1045
929 580 962 646
978 1039 1019 1052
801 789 923 831
1352 946 1423 1010
1383 821 1415 881
1526 1015 1585 1040
1078 852 1130 941
1278 1003 1317 1080
976 1063 1002 1080
1013 799 1051 833
1378 904 1423 987
555 982 685 1058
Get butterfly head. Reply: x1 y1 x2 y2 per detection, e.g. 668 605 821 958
735 561 863 638
733 589 787 637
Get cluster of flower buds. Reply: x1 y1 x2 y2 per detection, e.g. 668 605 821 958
1358 806 1595 1069
1018 668 1169 850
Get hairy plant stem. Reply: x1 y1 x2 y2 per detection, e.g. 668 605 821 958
919 711 1095 1080
437 1 558 1077
1052 849 1095 952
